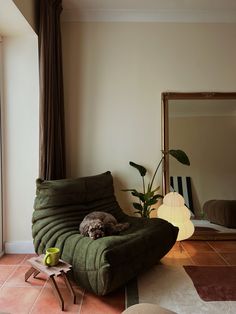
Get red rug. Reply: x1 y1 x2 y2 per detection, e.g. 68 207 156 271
184 266 236 301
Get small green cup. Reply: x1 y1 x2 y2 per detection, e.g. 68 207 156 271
43 247 60 266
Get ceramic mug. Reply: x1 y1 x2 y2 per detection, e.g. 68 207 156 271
43 247 60 266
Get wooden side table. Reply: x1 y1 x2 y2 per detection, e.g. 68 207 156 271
25 255 76 311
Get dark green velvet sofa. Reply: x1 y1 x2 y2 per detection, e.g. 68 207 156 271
32 171 178 295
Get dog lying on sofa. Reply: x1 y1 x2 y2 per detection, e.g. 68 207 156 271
79 211 130 239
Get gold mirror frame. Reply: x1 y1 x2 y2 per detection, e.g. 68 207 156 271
161 91 236 195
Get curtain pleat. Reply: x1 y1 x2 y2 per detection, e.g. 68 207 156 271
38 0 66 180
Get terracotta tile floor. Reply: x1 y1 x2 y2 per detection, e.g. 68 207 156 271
0 240 235 313
0 254 125 314
161 240 236 266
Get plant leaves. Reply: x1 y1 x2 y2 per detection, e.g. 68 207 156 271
129 161 147 177
153 194 163 199
147 183 161 193
169 149 190 166
132 202 143 211
144 194 163 206
146 197 159 206
152 186 160 192
144 190 154 201
131 191 145 202
121 189 137 192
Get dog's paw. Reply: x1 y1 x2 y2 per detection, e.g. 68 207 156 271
114 222 130 233
122 222 130 229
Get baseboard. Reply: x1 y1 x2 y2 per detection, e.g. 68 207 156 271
4 241 35 254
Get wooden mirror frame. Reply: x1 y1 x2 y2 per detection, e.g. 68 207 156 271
161 91 236 195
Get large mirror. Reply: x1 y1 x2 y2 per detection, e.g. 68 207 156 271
162 92 236 221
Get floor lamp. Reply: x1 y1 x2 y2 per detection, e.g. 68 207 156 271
158 192 194 241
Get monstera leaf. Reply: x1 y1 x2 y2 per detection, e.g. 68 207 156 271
169 149 190 165
129 161 147 177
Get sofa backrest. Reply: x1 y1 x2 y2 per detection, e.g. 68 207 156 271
32 171 127 254
33 171 125 220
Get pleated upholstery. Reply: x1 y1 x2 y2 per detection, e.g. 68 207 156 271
32 171 178 295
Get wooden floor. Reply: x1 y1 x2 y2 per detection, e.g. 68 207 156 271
0 240 235 313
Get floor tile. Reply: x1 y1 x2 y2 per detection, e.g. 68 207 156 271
169 241 183 251
189 252 227 266
0 243 236 313
182 241 214 253
21 254 38 266
0 286 41 313
161 250 194 266
5 265 46 287
208 241 236 252
31 286 82 314
0 265 17 284
0 254 26 265
220 253 236 265
80 288 125 314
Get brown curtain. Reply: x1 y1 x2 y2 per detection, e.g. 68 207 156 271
38 0 66 180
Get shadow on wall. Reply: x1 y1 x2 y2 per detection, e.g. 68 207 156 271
191 181 201 218
112 173 134 216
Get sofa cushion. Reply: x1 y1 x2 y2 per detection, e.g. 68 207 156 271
203 200 236 228
32 171 178 295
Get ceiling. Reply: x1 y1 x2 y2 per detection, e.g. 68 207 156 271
62 0 236 22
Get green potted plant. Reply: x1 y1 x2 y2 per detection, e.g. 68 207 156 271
123 149 190 218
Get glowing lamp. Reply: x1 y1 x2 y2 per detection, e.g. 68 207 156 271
158 192 194 241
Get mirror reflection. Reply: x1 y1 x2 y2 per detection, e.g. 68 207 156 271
162 92 236 233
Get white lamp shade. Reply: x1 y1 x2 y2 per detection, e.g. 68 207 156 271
158 206 191 221
174 221 195 241
163 192 185 207
158 192 195 241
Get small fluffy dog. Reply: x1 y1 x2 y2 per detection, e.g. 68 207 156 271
79 211 130 240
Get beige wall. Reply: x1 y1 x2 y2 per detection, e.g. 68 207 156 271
2 34 39 248
61 22 236 214
1 1 39 252
169 115 236 215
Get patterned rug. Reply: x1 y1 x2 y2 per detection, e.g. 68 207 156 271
184 266 236 301
126 265 236 314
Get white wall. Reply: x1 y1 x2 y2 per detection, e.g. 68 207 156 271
2 33 39 251
0 0 39 253
61 22 236 214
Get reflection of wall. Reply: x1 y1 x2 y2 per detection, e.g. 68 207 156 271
169 116 236 215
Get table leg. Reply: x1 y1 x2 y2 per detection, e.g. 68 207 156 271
61 271 76 304
33 270 40 278
49 275 64 311
25 267 36 282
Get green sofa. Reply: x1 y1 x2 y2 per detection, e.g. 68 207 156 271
32 171 178 295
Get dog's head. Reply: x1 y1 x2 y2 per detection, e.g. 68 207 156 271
87 219 106 240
